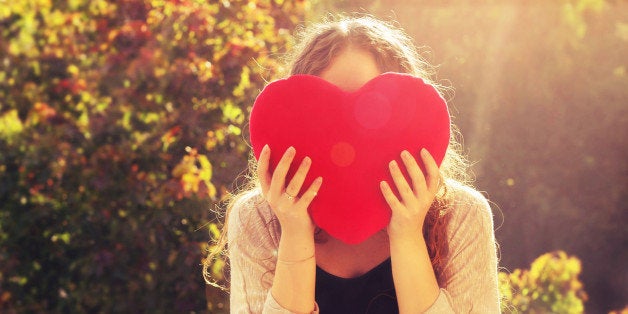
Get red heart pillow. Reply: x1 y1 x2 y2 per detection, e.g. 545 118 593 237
249 72 450 244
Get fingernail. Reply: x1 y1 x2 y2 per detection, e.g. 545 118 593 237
421 148 429 157
303 156 311 165
286 146 295 156
380 181 388 189
262 144 269 154
389 160 398 169
315 177 323 184
401 150 411 159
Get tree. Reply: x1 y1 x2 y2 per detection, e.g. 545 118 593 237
0 0 306 312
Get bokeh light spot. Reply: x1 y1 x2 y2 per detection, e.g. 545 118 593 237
330 142 356 167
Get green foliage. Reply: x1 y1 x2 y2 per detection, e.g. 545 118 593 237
0 0 305 312
499 251 588 313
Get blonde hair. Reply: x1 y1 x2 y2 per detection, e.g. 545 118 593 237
204 14 471 288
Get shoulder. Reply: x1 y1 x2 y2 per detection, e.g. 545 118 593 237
442 180 495 240
228 188 273 225
446 180 491 212
227 188 280 248
435 181 501 311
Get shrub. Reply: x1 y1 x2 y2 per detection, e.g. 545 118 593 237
0 0 305 312
499 251 588 313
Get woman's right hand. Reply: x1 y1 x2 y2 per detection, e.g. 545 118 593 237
257 144 323 236
259 145 320 314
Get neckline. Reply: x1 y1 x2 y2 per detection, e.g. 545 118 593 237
316 257 392 281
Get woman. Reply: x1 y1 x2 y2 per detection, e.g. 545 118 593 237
205 16 500 314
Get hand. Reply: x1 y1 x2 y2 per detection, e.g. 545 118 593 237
257 145 323 236
380 148 441 240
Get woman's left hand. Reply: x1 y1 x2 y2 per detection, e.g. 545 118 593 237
380 148 441 240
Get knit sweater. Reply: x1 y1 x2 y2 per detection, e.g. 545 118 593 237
227 181 500 313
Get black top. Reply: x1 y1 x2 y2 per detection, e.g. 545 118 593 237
315 258 399 314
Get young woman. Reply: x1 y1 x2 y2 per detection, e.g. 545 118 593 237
205 16 500 314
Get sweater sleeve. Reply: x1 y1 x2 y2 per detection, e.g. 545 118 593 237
228 191 278 313
228 191 319 314
424 185 501 314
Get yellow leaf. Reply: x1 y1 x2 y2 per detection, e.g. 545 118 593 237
209 223 221 239
206 182 217 199
232 66 251 97
172 162 193 178
0 110 24 143
211 258 225 280
68 64 79 76
198 155 213 181
222 101 244 124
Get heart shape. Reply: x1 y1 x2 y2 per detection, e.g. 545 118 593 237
249 72 450 244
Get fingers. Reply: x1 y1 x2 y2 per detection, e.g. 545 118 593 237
269 146 296 200
420 148 440 194
380 180 403 211
298 177 323 206
285 156 312 197
257 145 271 194
257 146 320 233
383 149 441 238
400 150 427 194
388 159 415 203
258 146 319 206
384 149 441 206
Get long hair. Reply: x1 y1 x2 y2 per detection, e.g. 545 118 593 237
203 14 471 288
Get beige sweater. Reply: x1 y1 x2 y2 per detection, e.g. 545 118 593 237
227 181 500 313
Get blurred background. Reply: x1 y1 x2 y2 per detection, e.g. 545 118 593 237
0 0 625 313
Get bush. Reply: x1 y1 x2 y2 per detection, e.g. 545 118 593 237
499 251 588 313
609 306 628 314
0 0 305 312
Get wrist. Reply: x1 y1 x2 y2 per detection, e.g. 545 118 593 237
278 229 315 261
388 225 423 243
389 230 427 253
281 224 316 240
277 254 315 265
272 234 317 314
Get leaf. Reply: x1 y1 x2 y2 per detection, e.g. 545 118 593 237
0 110 24 143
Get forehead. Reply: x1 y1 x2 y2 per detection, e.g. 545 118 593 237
319 47 381 92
